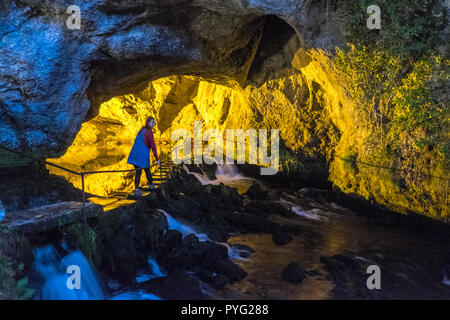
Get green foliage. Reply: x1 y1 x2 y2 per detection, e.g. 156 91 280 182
64 223 100 266
341 153 359 174
335 44 449 155
333 43 449 217
334 0 448 57
392 54 450 156
0 226 34 300
392 55 449 129
335 45 403 128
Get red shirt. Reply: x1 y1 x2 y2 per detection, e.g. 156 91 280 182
144 129 159 161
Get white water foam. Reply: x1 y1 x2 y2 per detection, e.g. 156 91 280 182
443 276 450 286
279 199 323 220
157 209 210 241
111 290 162 300
136 256 166 283
33 245 104 300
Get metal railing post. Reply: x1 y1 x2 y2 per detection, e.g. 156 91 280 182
81 172 88 231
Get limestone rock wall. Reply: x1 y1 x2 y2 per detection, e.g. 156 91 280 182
0 0 342 159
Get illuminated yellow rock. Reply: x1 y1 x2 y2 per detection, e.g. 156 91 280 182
49 48 448 219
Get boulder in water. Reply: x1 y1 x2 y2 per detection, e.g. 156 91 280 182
228 244 255 258
140 270 207 300
244 181 268 200
281 262 306 283
183 233 200 248
272 232 293 245
214 259 247 282
198 270 229 289
161 230 183 250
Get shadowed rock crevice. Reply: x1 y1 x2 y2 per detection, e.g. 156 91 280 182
247 15 301 85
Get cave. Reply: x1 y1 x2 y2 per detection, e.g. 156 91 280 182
41 14 317 198
0 0 449 302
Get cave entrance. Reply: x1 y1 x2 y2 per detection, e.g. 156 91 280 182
47 15 306 198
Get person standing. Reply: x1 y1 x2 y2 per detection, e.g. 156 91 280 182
127 116 160 196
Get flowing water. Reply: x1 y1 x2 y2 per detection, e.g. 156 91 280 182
31 164 450 299
32 245 104 300
32 245 164 300
184 164 254 194
186 165 450 299
158 208 210 241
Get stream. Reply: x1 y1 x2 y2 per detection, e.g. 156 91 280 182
30 164 450 300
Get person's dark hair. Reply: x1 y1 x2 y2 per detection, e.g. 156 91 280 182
138 116 155 134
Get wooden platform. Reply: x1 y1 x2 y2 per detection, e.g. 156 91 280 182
0 201 103 234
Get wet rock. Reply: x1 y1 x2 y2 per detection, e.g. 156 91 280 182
154 231 247 284
0 0 344 159
199 164 217 181
97 206 168 286
140 270 207 300
266 201 297 217
214 259 247 282
0 174 86 213
239 251 251 258
189 241 229 267
272 232 293 245
197 271 229 289
185 165 204 176
155 230 188 272
183 233 200 248
297 188 329 203
320 254 371 299
244 181 268 200
161 230 183 250
2 202 103 234
229 244 256 255
243 201 272 218
281 262 306 283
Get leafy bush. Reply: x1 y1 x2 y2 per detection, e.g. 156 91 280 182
333 0 448 57
391 54 449 157
0 227 34 300
335 45 403 128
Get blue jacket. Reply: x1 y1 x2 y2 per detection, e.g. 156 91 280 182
127 130 151 168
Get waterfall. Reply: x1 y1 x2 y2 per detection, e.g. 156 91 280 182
0 200 5 221
34 245 163 300
182 165 213 185
157 209 248 261
136 256 166 283
157 209 210 241
33 245 104 300
148 257 165 277
215 164 239 177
